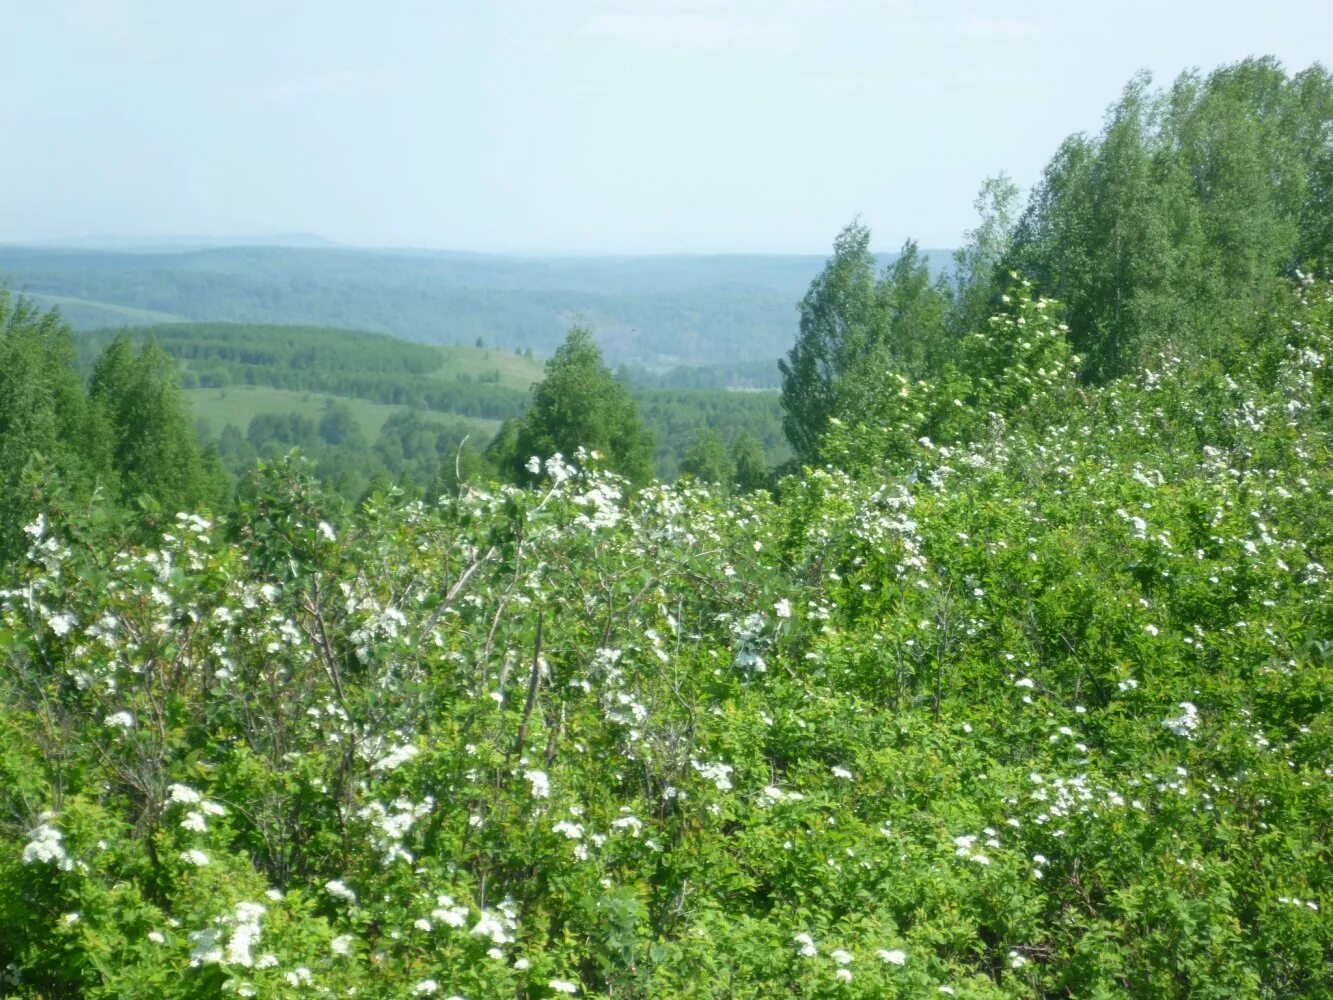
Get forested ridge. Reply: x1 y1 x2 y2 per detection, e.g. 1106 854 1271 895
58 321 790 498
0 246 950 366
0 57 1330 999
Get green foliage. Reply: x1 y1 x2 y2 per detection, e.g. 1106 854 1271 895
372 411 482 492
632 388 787 480
729 430 770 494
90 336 218 516
511 328 656 487
825 276 1077 471
950 174 1021 338
787 59 1330 465
679 429 734 488
70 323 784 488
879 239 955 378
780 227 954 465
76 323 536 421
0 273 1328 996
1009 58 1333 380
779 222 885 464
621 360 781 391
229 402 484 502
0 293 111 560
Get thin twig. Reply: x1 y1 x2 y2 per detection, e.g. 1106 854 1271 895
512 611 544 759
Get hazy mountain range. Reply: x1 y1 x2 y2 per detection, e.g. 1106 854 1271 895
0 240 952 366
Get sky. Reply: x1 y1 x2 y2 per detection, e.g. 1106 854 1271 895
2 0 1330 254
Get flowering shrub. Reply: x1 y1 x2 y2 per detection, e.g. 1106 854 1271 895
0 279 1330 996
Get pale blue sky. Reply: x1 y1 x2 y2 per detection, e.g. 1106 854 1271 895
3 0 1329 253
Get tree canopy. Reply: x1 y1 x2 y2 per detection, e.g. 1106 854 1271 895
90 336 220 514
510 327 655 486
783 58 1333 465
1008 58 1333 380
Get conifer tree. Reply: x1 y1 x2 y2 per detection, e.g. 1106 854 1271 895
90 336 212 513
514 327 654 486
0 293 111 558
680 429 733 488
729 430 768 493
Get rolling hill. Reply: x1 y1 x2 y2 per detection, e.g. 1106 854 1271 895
70 321 788 486
0 243 951 366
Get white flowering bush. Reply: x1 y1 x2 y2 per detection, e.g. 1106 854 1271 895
0 278 1330 996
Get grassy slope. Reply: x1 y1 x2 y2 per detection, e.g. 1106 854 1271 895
75 321 783 476
173 337 536 438
430 345 542 391
184 385 501 440
67 322 539 438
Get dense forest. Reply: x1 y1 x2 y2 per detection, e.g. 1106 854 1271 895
0 57 1330 998
72 324 534 420
66 322 790 492
0 246 949 365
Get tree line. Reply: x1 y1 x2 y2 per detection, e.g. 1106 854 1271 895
781 58 1333 465
75 324 533 421
1 57 1328 553
0 295 226 559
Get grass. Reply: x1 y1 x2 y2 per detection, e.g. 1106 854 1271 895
184 385 501 440
431 345 543 392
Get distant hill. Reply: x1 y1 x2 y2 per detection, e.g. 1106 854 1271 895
69 322 789 484
14 232 343 252
0 244 952 366
71 322 542 423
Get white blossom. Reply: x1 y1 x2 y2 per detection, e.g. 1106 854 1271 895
552 820 584 840
1163 702 1200 739
371 742 419 773
325 879 357 904
48 612 76 637
284 967 313 987
525 769 551 799
225 903 266 966
167 784 202 805
691 760 734 792
22 822 74 870
431 895 469 928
